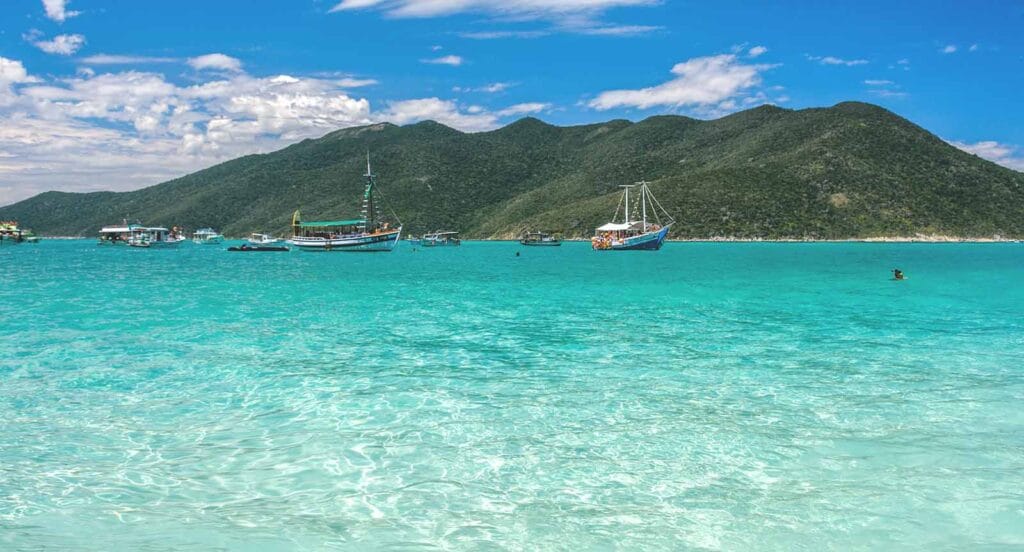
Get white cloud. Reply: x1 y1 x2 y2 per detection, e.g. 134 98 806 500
331 0 658 36
459 30 550 39
28 33 86 56
497 102 551 116
969 43 978 52
453 81 514 93
42 0 79 23
941 44 957 54
868 89 907 99
864 79 894 86
80 54 179 65
0 58 37 86
588 54 771 111
187 53 243 73
421 55 463 66
330 0 656 18
381 97 499 131
748 45 768 58
575 24 661 36
950 140 1024 171
335 77 378 88
807 55 868 66
0 60 379 205
0 56 547 205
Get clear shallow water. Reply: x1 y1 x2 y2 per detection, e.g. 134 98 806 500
1 240 1023 550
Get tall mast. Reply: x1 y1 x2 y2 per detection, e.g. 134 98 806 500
636 180 648 229
620 184 635 223
362 152 375 232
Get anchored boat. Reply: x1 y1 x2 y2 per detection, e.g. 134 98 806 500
0 221 25 246
127 227 185 248
592 180 674 251
520 232 561 246
247 233 284 246
192 228 224 244
99 221 184 247
421 231 461 247
289 155 402 252
98 221 139 245
228 244 290 252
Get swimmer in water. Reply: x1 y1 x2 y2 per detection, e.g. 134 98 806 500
893 268 904 280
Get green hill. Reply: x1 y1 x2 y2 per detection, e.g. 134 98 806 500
2 102 1022 239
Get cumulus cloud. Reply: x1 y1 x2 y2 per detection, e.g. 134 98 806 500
381 98 498 131
24 30 87 56
748 45 768 58
0 56 546 205
0 57 38 86
588 54 772 111
807 55 869 66
951 140 1024 171
941 44 957 54
421 55 463 66
42 0 79 23
187 53 243 72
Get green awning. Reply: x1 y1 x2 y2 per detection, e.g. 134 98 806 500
299 219 365 228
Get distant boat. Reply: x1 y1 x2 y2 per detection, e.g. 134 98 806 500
592 180 674 251
99 221 184 247
228 244 290 252
128 227 184 248
193 228 224 244
520 232 562 246
0 220 25 246
421 231 461 247
289 154 402 252
98 220 139 245
247 232 284 246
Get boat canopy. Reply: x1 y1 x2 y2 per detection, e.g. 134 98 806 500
596 222 638 232
299 219 365 228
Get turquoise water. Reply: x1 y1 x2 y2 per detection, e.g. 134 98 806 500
1 240 1023 550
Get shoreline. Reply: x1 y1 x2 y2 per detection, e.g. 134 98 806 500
36 235 1022 243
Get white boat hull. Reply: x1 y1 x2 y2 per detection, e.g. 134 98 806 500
290 229 401 252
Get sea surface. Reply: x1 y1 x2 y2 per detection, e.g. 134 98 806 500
1 240 1022 550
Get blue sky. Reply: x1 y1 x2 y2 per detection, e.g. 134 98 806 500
0 0 1022 205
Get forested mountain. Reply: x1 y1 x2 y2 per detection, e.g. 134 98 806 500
3 102 1022 239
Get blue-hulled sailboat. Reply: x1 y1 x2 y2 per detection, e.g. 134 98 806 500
592 180 674 251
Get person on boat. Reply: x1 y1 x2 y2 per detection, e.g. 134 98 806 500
893 268 905 280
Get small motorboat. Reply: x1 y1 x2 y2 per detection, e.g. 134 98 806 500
193 228 224 244
520 232 562 246
248 232 284 246
228 244 290 252
421 231 461 247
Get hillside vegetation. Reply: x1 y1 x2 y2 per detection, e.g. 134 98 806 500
3 102 1022 239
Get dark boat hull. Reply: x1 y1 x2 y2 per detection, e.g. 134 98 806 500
519 241 562 246
228 245 291 252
